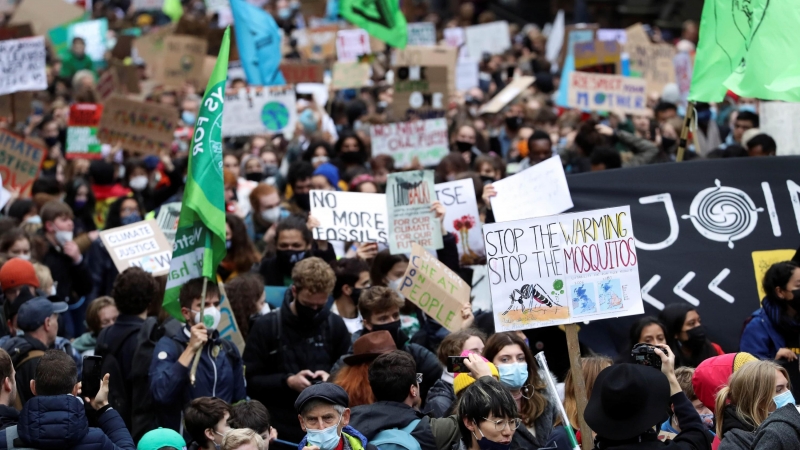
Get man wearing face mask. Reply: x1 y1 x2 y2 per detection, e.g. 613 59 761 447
244 257 350 444
295 384 377 450
496 103 525 160
149 278 246 435
258 216 336 287
286 161 315 214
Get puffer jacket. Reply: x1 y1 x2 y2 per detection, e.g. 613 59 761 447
0 395 134 450
297 426 378 450
349 401 460 450
425 379 456 418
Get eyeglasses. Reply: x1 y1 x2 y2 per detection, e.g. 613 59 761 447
482 417 522 431
416 373 423 385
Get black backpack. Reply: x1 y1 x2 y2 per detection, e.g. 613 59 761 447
95 325 140 428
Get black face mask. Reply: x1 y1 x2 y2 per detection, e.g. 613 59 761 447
370 319 407 348
245 172 263 182
44 136 59 147
340 151 363 164
788 290 800 311
455 141 473 152
350 287 363 303
480 175 495 185
276 249 307 273
661 137 677 151
505 116 523 131
684 325 707 350
294 193 311 211
294 299 322 321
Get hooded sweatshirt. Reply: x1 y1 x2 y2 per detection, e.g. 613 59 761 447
749 404 800 450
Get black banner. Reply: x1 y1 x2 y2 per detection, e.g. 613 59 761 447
566 156 800 353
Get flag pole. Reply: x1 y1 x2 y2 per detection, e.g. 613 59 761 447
190 277 208 386
676 102 695 162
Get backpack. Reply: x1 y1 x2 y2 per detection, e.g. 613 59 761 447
371 419 422 450
129 317 173 442
5 425 38 450
95 325 140 428
7 343 45 411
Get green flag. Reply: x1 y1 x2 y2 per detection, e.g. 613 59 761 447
687 0 762 102
723 2 800 101
162 28 230 321
339 0 407 49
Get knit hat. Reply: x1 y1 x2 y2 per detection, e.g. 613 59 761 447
692 352 757 413
137 427 186 450
0 258 40 291
313 163 340 190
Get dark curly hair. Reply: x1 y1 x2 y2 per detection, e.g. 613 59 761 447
225 273 264 340
112 267 157 316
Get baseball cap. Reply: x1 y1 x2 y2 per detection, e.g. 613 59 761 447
137 427 186 450
0 259 40 291
17 298 68 332
294 383 349 414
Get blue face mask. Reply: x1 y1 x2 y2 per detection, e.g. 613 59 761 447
306 416 342 450
774 390 796 410
225 240 232 250
498 362 528 390
121 213 141 226
278 7 292 19
299 109 317 132
182 110 196 126
739 104 757 114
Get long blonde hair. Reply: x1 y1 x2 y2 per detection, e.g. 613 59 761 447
563 356 613 429
715 360 790 437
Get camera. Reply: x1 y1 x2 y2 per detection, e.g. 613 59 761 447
631 343 665 369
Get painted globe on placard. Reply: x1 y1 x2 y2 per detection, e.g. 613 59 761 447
261 101 289 131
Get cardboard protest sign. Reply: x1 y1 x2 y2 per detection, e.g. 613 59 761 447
336 29 370 63
399 243 471 332
297 25 338 60
479 76 534 114
156 202 181 245
490 156 573 222
435 179 485 265
407 22 436 46
0 36 46 96
624 24 676 95
566 72 648 116
483 205 643 332
99 219 173 277
386 170 443 254
133 24 175 78
0 0 15 14
10 0 84 36
97 95 179 155
279 61 325 84
759 102 800 156
370 118 448 168
574 40 621 74
49 19 109 66
465 21 511 58
66 103 104 160
597 29 626 44
558 24 598 69
154 35 208 88
310 190 388 243
111 35 135 60
331 62 371 90
0 129 45 196
222 86 297 138
392 66 448 120
394 45 457 94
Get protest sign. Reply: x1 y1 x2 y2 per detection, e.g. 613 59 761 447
479 76 535 115
407 22 436 46
597 29 626 44
399 242 471 332
386 170 443 254
66 103 104 160
132 0 165 10
279 61 325 84
759 102 800 156
558 24 598 69
9 0 84 35
49 19 109 66
435 179 485 265
155 202 181 245
336 28 370 63
370 118 448 168
490 156 573 222
566 72 648 116
99 219 173 277
310 190 388 243
297 25 338 60
0 129 45 196
455 59 479 92
465 21 511 58
217 283 245 354
483 205 643 332
0 0 14 14
111 35 135 60
624 24 676 95
0 92 32 122
331 62 371 90
155 35 208 88
97 96 179 155
394 45 457 93
574 40 621 74
392 66 448 120
133 24 174 75
0 36 46 96
222 86 297 138
443 27 468 58
674 52 693 108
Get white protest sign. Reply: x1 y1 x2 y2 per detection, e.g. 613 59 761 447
370 118 448 168
490 156 573 222
336 29 370 63
99 219 173 276
222 86 297 138
483 205 643 332
69 19 108 63
0 175 10 211
310 190 388 243
597 29 627 44
759 102 800 156
443 27 468 58
456 59 479 91
0 36 47 96
465 21 510 58
435 179 485 265
407 22 436 46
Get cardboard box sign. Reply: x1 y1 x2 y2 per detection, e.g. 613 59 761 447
0 129 45 196
393 45 457 94
99 219 173 276
566 72 649 116
574 40 621 74
331 62 371 90
279 62 325 84
96 95 179 155
155 35 208 88
391 66 449 121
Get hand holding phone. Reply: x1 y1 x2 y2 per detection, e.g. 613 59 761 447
447 356 468 373
82 356 103 399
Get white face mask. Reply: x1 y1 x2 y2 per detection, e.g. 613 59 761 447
311 155 329 166
129 175 149 191
260 206 281 223
193 306 221 330
25 216 41 225
49 285 57 296
259 302 270 316
16 254 30 261
55 230 73 246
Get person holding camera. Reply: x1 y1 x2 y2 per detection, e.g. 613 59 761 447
584 345 711 449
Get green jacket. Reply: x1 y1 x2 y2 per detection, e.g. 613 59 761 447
60 53 95 79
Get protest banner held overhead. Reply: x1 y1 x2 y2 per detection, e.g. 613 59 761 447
394 45 457 94
97 95 179 155
310 190 388 243
386 170 443 254
297 25 338 60
331 62 371 90
624 24 676 95
279 61 325 84
392 65 448 120
66 103 104 159
464 21 511 58
435 179 486 265
9 0 84 35
574 40 621 74
490 156 573 222
154 35 208 88
99 219 173 277
0 129 45 196
49 19 109 67
336 28 371 63
483 205 644 332
370 118 448 168
222 86 297 138
0 36 47 96
399 243 471 332
406 22 436 46
566 72 648 116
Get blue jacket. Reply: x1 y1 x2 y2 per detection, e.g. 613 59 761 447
0 395 134 450
740 308 785 360
148 326 246 432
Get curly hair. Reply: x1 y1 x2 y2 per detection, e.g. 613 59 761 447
112 267 157 316
357 286 404 322
292 257 335 296
225 273 264 340
332 363 375 407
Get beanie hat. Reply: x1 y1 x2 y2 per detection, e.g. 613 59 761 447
693 352 757 413
0 258 40 291
313 163 340 191
733 352 758 371
137 427 186 450
453 355 500 395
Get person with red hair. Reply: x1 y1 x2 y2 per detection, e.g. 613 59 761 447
332 331 395 407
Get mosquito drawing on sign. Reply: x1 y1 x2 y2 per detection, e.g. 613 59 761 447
502 283 562 315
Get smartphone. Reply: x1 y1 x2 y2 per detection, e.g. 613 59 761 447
82 356 103 399
447 356 468 373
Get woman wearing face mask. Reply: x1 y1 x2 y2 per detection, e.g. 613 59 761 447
333 133 368 185
245 183 287 254
64 178 97 238
714 360 791 450
482 332 559 449
303 141 335 169
258 215 315 287
241 155 266 183
219 214 260 283
660 304 724 369
225 273 269 341
0 229 37 262
458 377 521 450
452 124 484 168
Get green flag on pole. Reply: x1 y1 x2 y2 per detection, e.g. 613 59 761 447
339 0 407 49
162 27 230 321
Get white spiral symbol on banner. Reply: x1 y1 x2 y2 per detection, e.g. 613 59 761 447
681 179 763 249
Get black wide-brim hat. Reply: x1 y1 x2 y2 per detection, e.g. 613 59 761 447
584 363 671 440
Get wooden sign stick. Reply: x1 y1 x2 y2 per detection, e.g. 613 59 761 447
565 323 593 450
